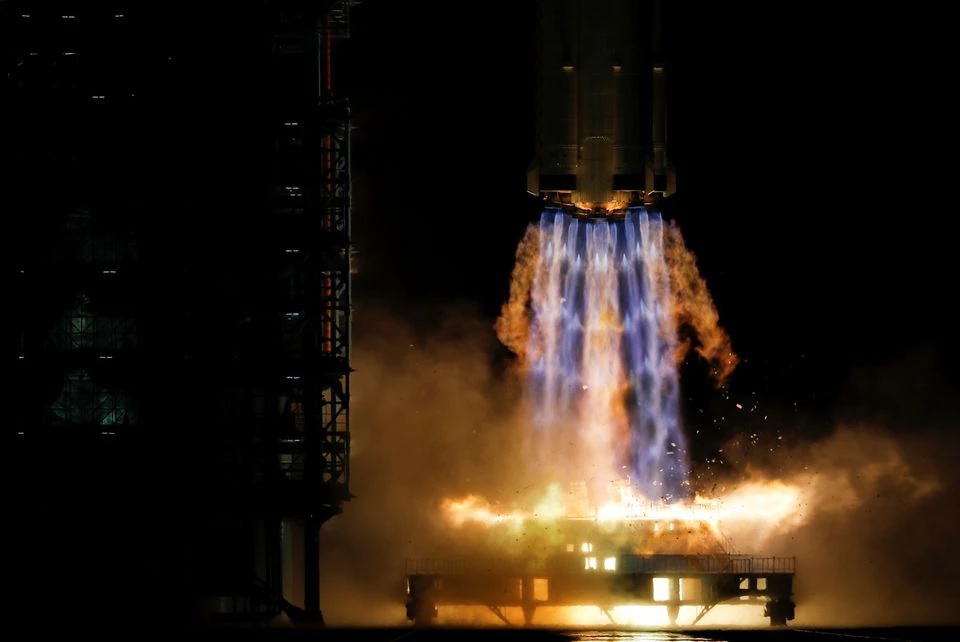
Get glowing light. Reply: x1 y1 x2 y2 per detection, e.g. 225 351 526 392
571 193 632 213
714 480 804 527
442 495 525 527
522 209 686 499
428 206 776 627
491 209 742 518
440 473 808 530
532 578 549 601
610 605 676 627
680 577 702 601
652 577 671 601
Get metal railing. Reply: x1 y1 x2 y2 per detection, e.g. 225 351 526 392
406 554 795 576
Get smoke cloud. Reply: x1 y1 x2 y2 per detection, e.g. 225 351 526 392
706 422 960 626
319 302 534 624
702 345 960 627
316 267 959 628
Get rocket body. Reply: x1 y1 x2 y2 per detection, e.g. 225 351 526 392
532 0 672 211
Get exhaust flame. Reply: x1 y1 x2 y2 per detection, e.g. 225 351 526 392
715 480 805 529
418 207 755 623
522 208 685 500
494 225 539 363
495 208 736 503
441 495 526 527
441 478 806 542
665 223 739 386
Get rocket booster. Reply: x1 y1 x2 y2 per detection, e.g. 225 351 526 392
530 0 674 212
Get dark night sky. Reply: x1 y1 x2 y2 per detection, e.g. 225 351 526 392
5 2 958 628
4 2 957 629
341 0 957 432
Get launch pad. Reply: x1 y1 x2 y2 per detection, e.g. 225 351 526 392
401 0 798 628
405 495 797 627
405 552 795 627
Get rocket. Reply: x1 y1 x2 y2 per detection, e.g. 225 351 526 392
528 0 675 213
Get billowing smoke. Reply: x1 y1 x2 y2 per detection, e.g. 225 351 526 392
317 222 959 627
700 346 960 627
319 303 534 624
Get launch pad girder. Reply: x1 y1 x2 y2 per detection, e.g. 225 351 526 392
405 554 796 627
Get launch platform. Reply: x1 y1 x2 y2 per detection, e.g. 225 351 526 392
404 498 796 627
405 552 795 627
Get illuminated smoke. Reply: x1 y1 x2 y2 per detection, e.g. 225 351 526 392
710 424 955 626
665 222 739 386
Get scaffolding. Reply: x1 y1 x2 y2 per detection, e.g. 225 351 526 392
255 0 354 624
34 215 141 434
5 3 353 625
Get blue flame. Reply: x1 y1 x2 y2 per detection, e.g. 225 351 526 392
527 207 686 501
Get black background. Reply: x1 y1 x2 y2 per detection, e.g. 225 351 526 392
344 1 958 440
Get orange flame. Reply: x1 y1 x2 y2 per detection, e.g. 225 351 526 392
571 194 631 213
494 224 539 364
441 495 526 527
665 222 739 386
441 478 807 538
496 219 738 385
